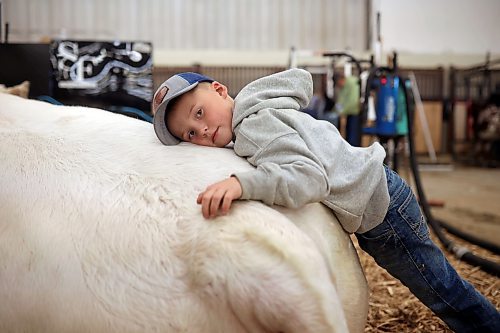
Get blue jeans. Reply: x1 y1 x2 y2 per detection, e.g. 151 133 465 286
355 166 500 332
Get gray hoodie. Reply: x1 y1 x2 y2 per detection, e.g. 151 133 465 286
231 68 389 233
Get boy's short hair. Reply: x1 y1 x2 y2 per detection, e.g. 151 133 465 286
153 72 214 145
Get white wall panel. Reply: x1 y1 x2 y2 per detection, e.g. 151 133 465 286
1 0 367 51
373 0 500 54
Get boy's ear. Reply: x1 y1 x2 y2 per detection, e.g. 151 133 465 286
211 81 229 98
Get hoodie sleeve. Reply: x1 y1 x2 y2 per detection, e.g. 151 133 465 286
232 119 330 209
231 68 328 209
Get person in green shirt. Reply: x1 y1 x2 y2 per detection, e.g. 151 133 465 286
335 72 361 146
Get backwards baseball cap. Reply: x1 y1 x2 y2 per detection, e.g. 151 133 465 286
153 72 214 145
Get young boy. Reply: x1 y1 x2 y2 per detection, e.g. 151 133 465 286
152 69 500 332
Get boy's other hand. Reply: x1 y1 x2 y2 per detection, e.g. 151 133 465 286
197 176 242 219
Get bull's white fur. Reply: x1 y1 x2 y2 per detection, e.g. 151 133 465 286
0 93 368 333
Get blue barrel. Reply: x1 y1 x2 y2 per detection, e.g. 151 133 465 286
375 75 399 136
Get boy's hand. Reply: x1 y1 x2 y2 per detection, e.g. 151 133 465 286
197 177 242 219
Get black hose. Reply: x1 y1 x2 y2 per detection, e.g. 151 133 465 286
436 218 500 255
400 76 500 277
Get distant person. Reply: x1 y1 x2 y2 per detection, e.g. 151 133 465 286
334 72 361 146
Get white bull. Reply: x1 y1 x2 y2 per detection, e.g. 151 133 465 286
0 93 368 333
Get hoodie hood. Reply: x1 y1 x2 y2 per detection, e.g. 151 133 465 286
232 68 313 130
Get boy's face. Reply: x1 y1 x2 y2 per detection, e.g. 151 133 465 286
166 82 234 147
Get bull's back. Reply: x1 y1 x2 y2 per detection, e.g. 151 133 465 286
0 93 367 333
